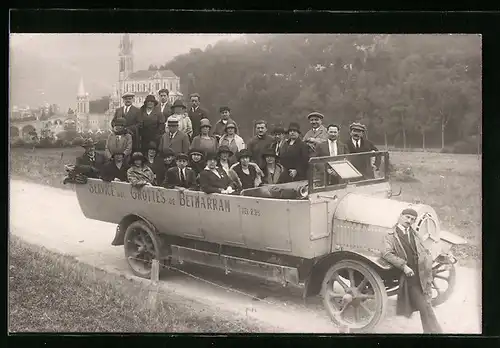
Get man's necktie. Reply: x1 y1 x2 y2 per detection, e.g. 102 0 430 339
180 169 186 184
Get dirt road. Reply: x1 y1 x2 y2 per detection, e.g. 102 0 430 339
9 179 481 334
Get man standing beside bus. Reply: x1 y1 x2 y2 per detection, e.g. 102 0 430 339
303 111 328 155
246 120 274 170
188 93 209 138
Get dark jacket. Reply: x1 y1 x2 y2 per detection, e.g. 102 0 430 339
232 163 258 190
112 105 141 150
75 152 106 178
189 159 206 177
139 106 165 150
100 161 129 182
199 167 233 194
158 130 190 155
146 155 166 186
345 137 381 179
104 131 133 160
188 106 209 138
158 102 172 120
279 138 310 182
246 134 274 169
261 163 286 185
382 225 434 317
315 139 348 157
163 166 198 190
271 139 286 157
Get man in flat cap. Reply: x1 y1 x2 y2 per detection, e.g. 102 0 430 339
188 93 210 138
345 122 381 179
303 112 329 155
111 92 141 152
382 207 443 334
158 89 172 119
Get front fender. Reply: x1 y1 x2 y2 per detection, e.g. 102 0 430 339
440 230 467 245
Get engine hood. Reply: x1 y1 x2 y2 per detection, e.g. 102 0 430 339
333 193 441 240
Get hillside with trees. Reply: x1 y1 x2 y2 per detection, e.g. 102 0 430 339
160 34 481 152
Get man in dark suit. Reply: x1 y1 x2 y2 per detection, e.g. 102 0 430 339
279 122 310 183
111 92 142 152
158 88 172 119
270 125 286 157
163 153 198 190
345 122 381 179
315 124 348 185
188 93 209 138
75 138 107 178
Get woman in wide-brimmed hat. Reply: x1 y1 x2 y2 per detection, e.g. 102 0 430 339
187 148 206 178
170 99 193 139
279 122 310 183
261 148 286 185
218 120 245 163
190 118 219 156
229 149 264 190
139 94 165 152
127 151 155 186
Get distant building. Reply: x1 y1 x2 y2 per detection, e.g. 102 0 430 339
76 77 112 133
110 34 183 108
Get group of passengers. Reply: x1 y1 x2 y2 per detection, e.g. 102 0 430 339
65 90 380 193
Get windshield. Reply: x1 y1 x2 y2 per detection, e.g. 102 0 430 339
308 151 389 193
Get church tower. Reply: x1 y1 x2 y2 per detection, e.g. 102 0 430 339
76 77 89 114
119 34 134 83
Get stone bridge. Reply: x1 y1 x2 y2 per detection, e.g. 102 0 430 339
10 115 75 139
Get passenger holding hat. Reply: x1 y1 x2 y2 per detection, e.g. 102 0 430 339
190 118 219 156
261 148 286 185
158 116 190 156
382 208 442 334
303 112 329 155
218 120 245 163
75 138 106 179
111 92 141 152
279 122 310 183
213 106 239 140
100 152 129 182
144 141 165 186
199 153 237 195
163 153 198 191
170 99 193 139
138 94 165 152
127 152 155 187
104 117 133 162
346 122 380 179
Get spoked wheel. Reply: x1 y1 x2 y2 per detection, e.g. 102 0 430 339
321 260 388 333
124 221 162 279
431 261 456 307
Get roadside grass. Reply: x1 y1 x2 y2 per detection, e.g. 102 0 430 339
9 147 482 267
8 236 265 333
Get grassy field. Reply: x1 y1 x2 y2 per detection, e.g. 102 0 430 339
9 236 263 333
9 147 481 267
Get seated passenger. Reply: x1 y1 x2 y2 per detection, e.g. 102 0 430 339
199 153 236 194
188 148 206 177
163 153 198 191
127 152 155 187
162 148 177 172
261 148 286 185
144 141 164 185
75 138 106 179
217 145 237 174
231 149 263 190
100 152 129 182
218 121 244 163
279 122 310 183
104 118 133 162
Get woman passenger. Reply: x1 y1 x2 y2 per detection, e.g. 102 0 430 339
188 148 206 177
190 119 218 156
199 153 236 194
127 152 155 187
261 148 286 184
231 149 263 190
218 121 245 163
145 141 164 185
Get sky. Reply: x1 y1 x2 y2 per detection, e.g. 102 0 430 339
9 33 243 111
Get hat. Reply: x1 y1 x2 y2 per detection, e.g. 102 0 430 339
200 118 212 129
237 149 252 161
111 152 125 158
130 152 147 163
217 145 234 157
190 93 201 99
163 148 176 158
146 141 158 152
189 148 205 157
176 152 189 161
171 99 186 109
113 118 126 127
350 122 367 132
401 208 418 218
225 121 237 130
205 152 218 161
262 148 279 160
158 88 169 95
144 94 158 106
167 116 179 125
287 122 301 134
81 138 97 148
307 112 324 120
122 92 135 98
219 106 230 112
271 126 285 135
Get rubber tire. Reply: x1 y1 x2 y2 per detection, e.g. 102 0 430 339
124 220 162 279
431 263 457 307
321 259 388 333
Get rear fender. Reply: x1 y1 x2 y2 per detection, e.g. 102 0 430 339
303 249 393 298
111 214 159 246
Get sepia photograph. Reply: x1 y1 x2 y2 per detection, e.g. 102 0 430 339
9 32 482 334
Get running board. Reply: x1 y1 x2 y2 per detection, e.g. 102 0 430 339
170 245 300 286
